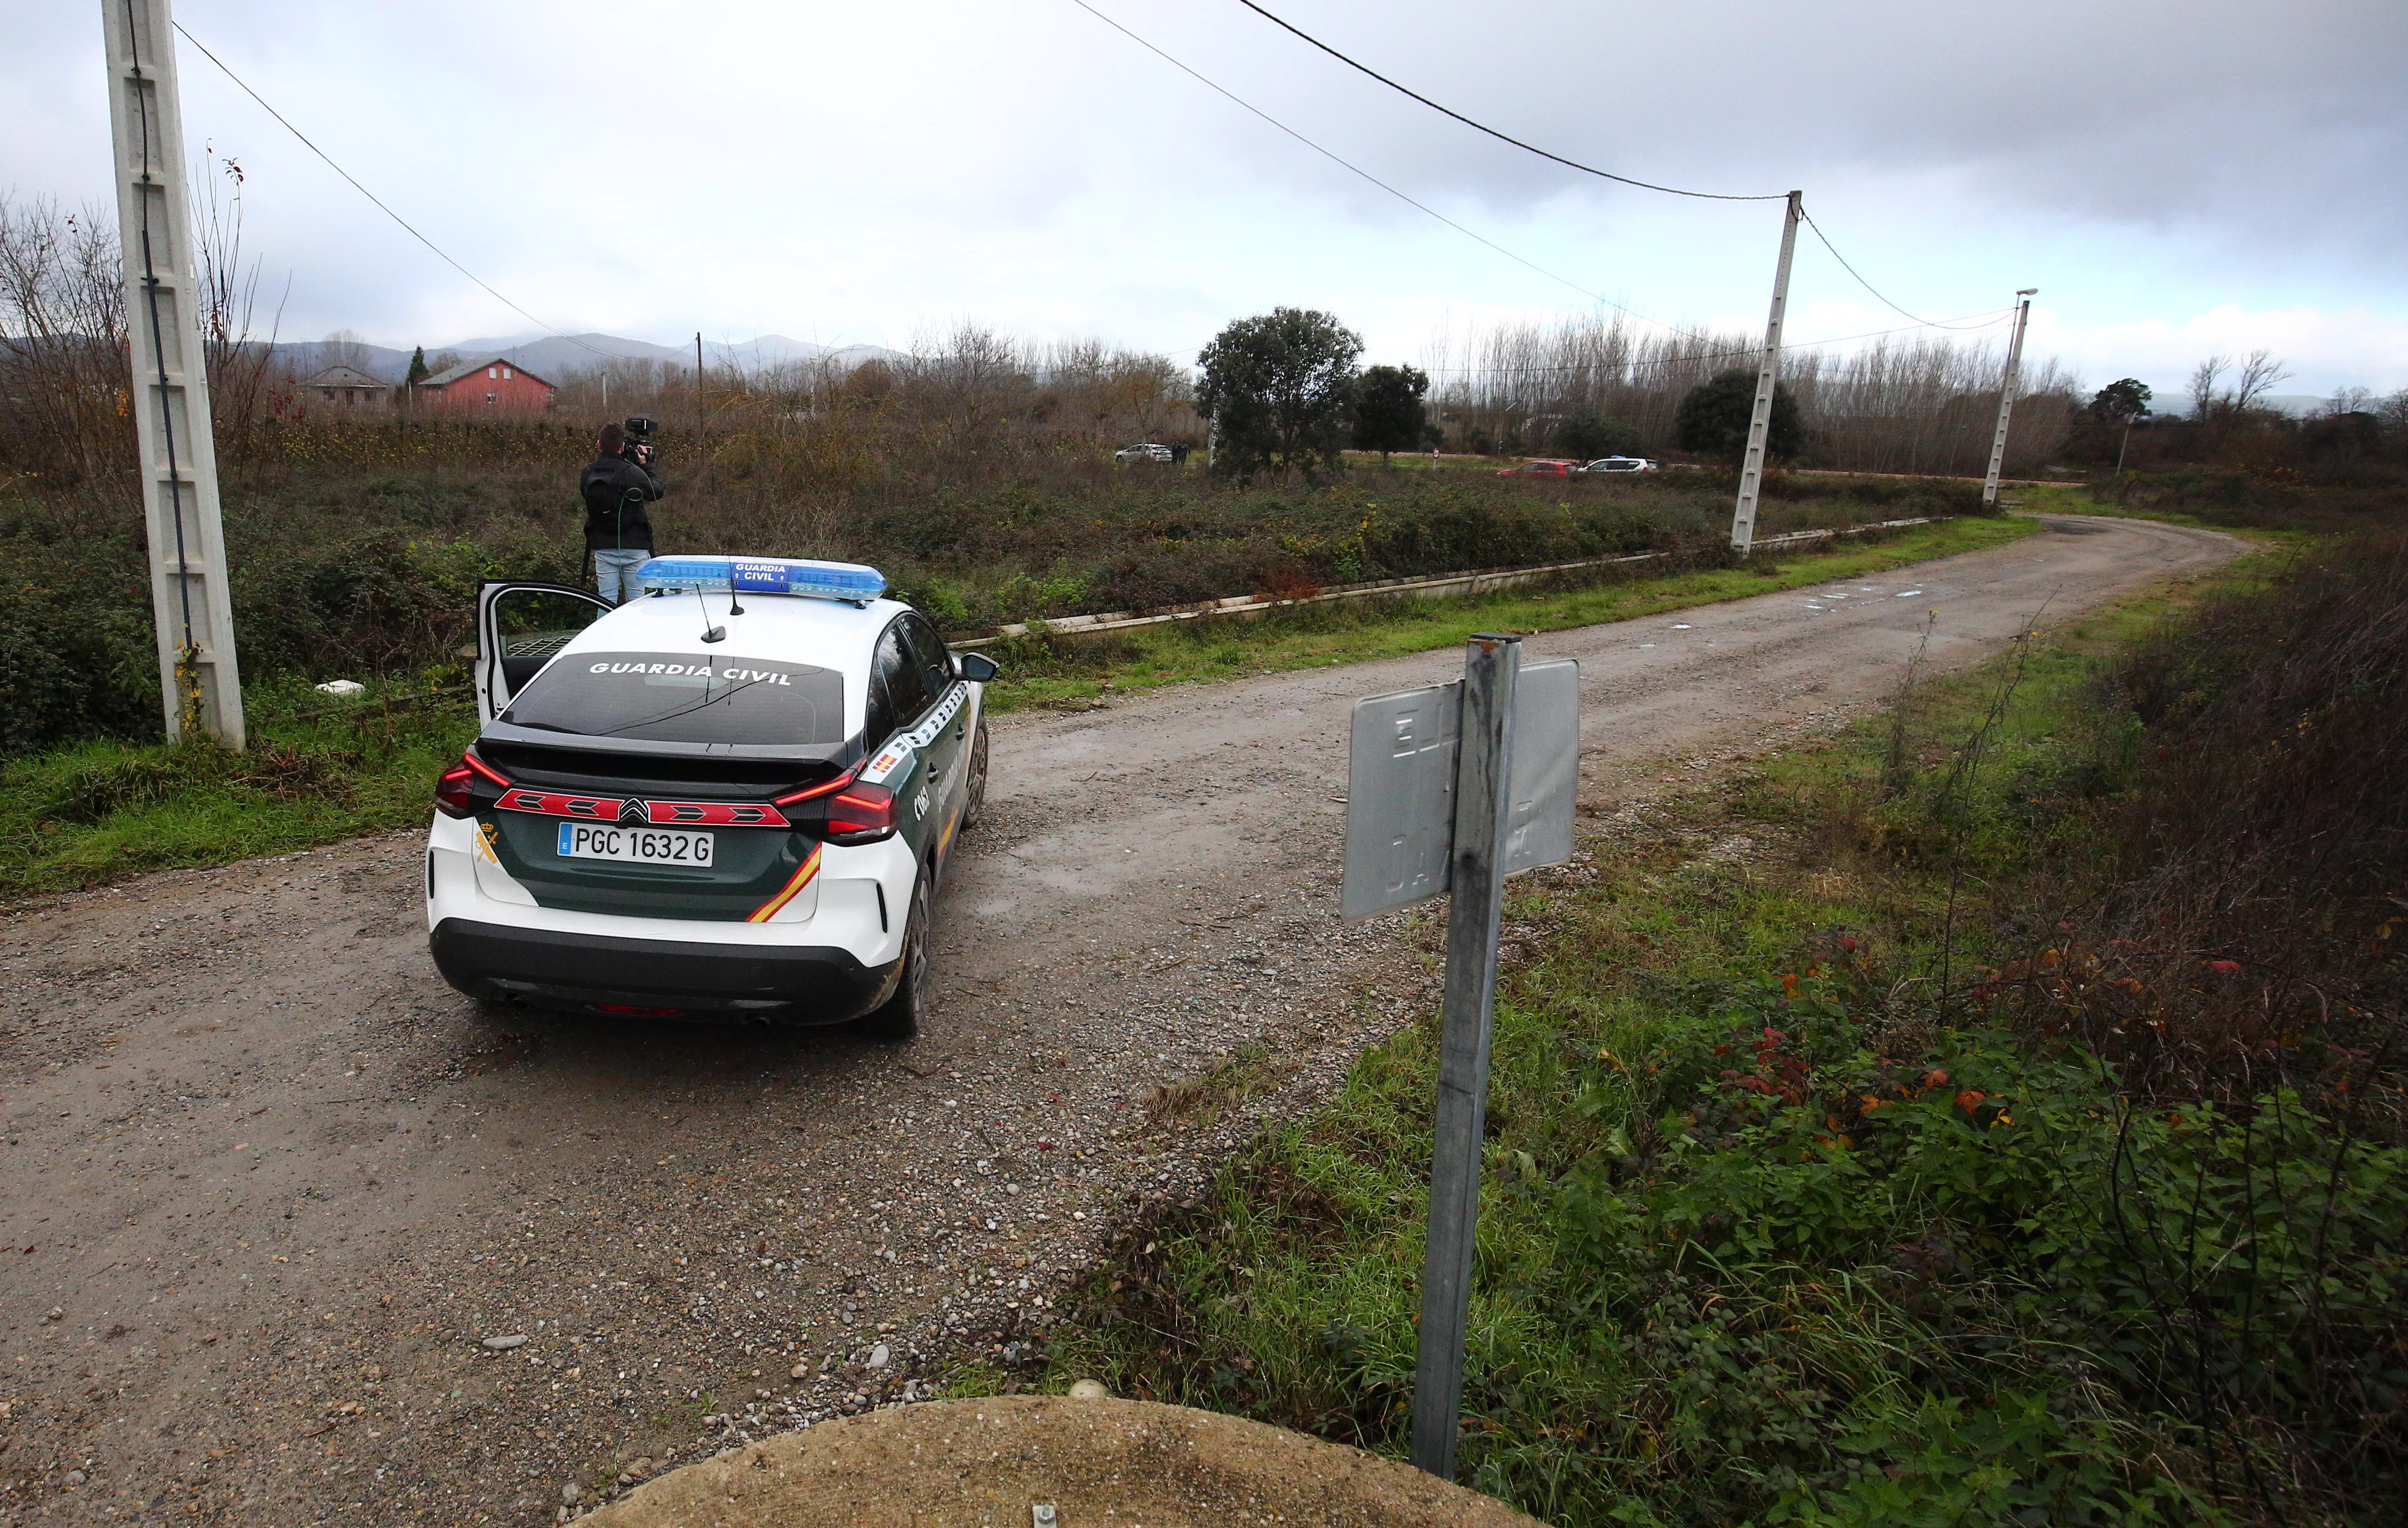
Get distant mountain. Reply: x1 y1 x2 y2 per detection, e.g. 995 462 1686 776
261 331 901 384
264 338 416 381
435 331 901 379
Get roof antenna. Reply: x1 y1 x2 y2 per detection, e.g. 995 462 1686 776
699 587 725 645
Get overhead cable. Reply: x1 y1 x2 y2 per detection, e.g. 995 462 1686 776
1065 0 1685 331
1799 212 2004 331
1229 0 1786 202
172 22 615 360
1229 0 2013 338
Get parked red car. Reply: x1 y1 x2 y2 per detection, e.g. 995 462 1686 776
1497 459 1580 477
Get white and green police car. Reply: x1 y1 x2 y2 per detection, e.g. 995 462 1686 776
424 557 995 1035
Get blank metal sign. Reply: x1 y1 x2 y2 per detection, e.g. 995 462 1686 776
1341 660 1578 919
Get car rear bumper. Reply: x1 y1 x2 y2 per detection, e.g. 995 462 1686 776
428 917 899 1024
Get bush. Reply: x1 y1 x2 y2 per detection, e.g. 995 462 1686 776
1560 970 2405 1522
0 590 156 752
232 532 581 679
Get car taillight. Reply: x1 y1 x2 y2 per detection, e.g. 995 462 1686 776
823 782 896 843
434 749 508 819
774 763 893 842
772 767 856 812
434 764 477 818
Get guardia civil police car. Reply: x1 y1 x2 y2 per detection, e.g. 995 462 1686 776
424 557 996 1036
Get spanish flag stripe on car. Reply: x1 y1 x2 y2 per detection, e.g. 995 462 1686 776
746 846 823 923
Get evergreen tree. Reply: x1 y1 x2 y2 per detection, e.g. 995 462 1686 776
1197 308 1362 481
1675 369 1803 460
1351 364 1430 461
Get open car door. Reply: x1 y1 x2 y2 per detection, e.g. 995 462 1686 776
475 582 612 723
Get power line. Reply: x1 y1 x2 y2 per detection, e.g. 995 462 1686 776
171 22 614 361
1798 212 2002 331
1066 0 1648 322
1229 0 1786 203
1227 0 2016 340
1064 0 1691 334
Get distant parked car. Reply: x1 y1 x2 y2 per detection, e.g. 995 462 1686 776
1581 456 1660 474
1497 459 1580 477
1115 443 1176 463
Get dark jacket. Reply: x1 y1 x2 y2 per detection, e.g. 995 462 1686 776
579 452 665 552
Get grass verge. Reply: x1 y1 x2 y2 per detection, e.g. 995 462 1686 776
2 516 2028 901
972 536 2408 1528
980 514 2033 714
0 671 476 902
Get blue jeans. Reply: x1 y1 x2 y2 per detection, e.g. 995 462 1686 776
594 548 649 604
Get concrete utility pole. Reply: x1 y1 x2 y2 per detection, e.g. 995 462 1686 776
1981 289 2038 508
104 0 245 747
1728 190 1802 555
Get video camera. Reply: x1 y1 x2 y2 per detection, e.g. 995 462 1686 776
621 415 659 470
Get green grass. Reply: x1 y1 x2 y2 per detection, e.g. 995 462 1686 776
980 514 2035 714
4 516 2028 900
0 671 478 901
974 543 2407 1527
2006 482 2333 553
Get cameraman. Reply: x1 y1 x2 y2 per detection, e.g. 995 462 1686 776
579 419 666 603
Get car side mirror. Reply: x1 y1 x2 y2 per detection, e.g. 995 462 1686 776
954 652 1000 684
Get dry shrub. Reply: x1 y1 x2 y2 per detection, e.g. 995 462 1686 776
2051 533 2408 1099
1804 525 2407 1111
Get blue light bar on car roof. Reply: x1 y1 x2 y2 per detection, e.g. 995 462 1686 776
634 556 887 606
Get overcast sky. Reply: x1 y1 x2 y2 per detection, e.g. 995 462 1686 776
11 0 2405 399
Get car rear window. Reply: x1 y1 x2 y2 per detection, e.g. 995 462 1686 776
503 652 845 745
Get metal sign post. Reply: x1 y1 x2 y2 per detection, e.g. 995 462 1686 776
103 0 246 747
1341 637 1579 1478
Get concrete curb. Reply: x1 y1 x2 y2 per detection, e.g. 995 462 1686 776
579 1395 1545 1528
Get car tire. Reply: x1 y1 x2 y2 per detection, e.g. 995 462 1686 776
856 875 930 1041
961 718 990 832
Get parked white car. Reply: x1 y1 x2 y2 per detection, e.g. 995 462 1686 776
1114 443 1176 463
1581 456 1660 474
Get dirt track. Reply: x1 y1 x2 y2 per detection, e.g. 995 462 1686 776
0 514 2237 1525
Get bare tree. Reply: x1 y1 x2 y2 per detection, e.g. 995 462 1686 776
2188 355 2230 422
0 194 131 484
321 329 374 374
2231 349 2292 413
1423 310 2074 474
193 149 282 445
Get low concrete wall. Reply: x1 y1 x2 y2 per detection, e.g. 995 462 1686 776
952 518 1933 650
581 1394 1543 1528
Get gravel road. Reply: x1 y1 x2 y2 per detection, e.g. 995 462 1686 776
0 514 2237 1525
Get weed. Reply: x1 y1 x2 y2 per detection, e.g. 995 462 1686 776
997 532 2408 1526
1145 1046 1281 1133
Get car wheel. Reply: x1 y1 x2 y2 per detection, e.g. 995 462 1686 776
961 718 990 832
856 875 931 1040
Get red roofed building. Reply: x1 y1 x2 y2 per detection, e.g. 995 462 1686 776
413 356 556 411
